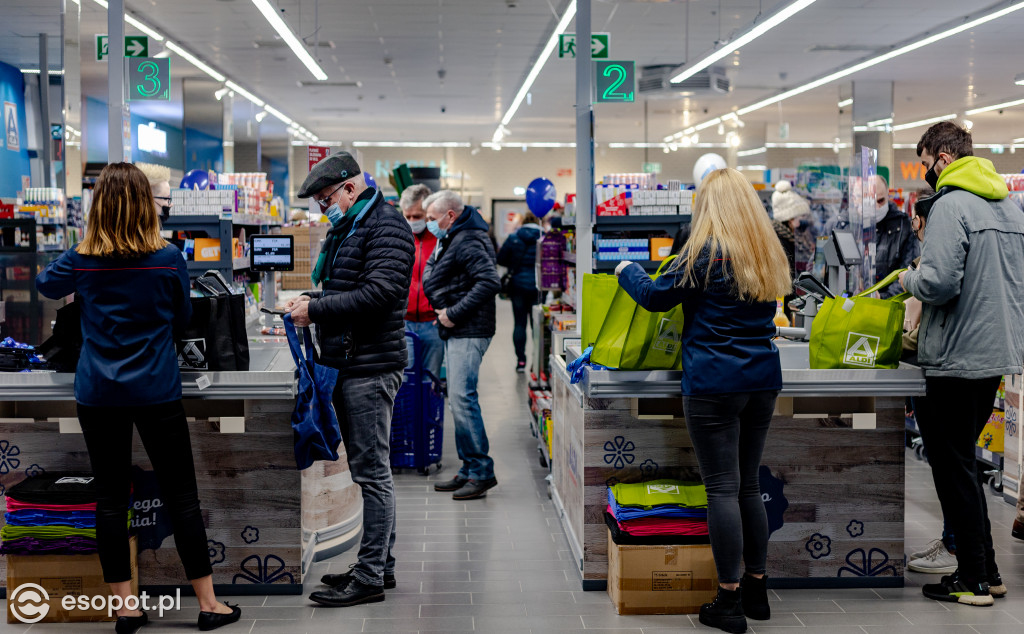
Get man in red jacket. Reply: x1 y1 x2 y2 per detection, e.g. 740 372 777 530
401 184 444 377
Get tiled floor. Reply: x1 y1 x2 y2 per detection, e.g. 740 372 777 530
14 309 1024 632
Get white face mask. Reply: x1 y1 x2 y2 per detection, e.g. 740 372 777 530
875 202 889 223
408 218 427 234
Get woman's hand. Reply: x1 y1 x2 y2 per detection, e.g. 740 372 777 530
614 261 633 277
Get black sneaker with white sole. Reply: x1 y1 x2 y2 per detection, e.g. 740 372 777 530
989 571 1007 599
922 571 993 606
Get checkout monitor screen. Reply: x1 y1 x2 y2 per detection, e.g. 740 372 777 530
249 235 294 272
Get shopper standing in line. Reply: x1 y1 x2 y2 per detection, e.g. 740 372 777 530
899 121 1024 606
36 163 240 634
421 190 501 500
286 153 415 608
872 174 919 298
135 162 173 224
497 211 542 373
616 168 792 634
400 183 444 378
769 180 809 323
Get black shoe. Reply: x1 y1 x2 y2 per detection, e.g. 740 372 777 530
114 611 148 634
740 574 770 621
516 361 526 373
322 564 396 590
922 571 993 606
699 586 747 633
198 603 241 631
452 478 498 500
434 476 469 492
309 578 385 608
989 571 1007 599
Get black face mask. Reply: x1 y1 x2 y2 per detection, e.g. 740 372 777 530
796 217 810 231
924 158 941 190
160 205 171 224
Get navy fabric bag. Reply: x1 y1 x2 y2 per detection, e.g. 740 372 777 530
284 314 342 470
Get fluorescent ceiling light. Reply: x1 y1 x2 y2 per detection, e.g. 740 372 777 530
737 147 767 157
1015 73 1024 86
225 80 265 107
254 111 268 123
166 41 226 82
866 117 893 127
766 142 850 148
966 97 1024 115
263 105 293 125
352 142 471 148
891 114 957 131
670 0 817 84
838 98 853 108
737 165 768 171
125 15 164 41
493 0 576 140
694 117 722 131
20 69 64 75
250 0 328 81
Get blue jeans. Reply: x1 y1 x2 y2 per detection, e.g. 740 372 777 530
405 320 445 378
332 370 403 585
446 337 494 480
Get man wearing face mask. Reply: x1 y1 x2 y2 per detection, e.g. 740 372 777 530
136 162 173 224
399 184 444 378
898 122 1024 607
285 152 415 609
421 190 501 500
872 174 919 299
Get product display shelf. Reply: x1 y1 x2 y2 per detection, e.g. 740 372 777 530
594 214 690 232
232 213 283 228
163 216 233 280
562 250 576 264
233 257 250 271
594 260 660 273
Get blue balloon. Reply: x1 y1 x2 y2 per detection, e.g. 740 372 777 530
179 169 209 190
363 172 377 190
525 177 557 217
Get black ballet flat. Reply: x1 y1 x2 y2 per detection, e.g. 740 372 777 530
114 611 148 634
197 603 241 631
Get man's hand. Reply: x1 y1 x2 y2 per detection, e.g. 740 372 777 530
290 299 312 327
436 308 455 328
615 261 633 277
284 295 311 312
898 269 908 291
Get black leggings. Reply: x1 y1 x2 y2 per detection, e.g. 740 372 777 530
510 288 538 364
683 391 777 584
77 400 213 583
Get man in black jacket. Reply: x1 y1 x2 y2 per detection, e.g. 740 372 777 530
286 152 414 608
422 190 501 500
872 175 919 297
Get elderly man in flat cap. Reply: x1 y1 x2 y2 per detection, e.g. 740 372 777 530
285 153 414 608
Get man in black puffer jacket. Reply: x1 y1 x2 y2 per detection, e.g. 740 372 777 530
286 152 414 609
421 190 501 501
872 175 919 298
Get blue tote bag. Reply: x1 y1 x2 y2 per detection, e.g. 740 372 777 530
284 314 342 470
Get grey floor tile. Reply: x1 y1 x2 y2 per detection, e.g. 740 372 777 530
471 590 577 605
253 617 365 633
382 591 472 605
750 627 865 634
419 579 523 594
361 615 473 631
861 626 975 634
581 613 692 628
474 614 586 630
419 602 527 618
766 599 844 613
797 610 913 626
836 598 949 612
901 608 1022 625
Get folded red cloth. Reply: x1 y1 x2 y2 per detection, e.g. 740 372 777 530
608 505 709 537
6 499 97 513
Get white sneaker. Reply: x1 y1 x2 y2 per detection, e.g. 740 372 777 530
908 544 958 574
909 539 944 561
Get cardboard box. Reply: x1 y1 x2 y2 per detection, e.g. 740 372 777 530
650 237 675 261
193 238 221 261
607 531 717 615
7 536 138 623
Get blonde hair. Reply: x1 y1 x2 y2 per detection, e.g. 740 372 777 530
673 168 792 302
134 162 170 186
78 163 168 257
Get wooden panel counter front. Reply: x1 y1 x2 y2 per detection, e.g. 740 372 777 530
551 355 921 591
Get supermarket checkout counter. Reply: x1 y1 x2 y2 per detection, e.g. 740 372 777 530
0 339 360 596
550 341 925 590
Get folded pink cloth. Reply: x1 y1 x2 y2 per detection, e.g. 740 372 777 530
608 505 709 537
6 499 97 513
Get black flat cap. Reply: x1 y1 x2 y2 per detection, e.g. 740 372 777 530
297 152 362 199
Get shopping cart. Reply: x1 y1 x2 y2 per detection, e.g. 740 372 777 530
390 331 445 475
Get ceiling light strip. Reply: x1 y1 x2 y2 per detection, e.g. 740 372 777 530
124 15 164 41
19 69 65 75
866 118 893 127
165 41 226 82
249 0 328 81
838 98 853 108
965 97 1024 116
891 114 957 131
263 105 293 126
737 146 767 157
670 0 817 83
224 80 265 107
493 0 577 140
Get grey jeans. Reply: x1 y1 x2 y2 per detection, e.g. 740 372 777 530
332 370 403 586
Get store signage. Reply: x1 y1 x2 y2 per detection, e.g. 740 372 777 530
308 145 331 171
900 161 926 182
558 33 610 59
595 61 636 103
4 101 18 152
642 162 662 174
128 58 170 101
96 35 149 61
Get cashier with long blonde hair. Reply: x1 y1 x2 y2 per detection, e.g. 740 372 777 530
615 167 791 634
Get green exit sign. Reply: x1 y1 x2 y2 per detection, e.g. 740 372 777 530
96 35 149 61
595 60 635 103
128 58 170 101
643 162 662 174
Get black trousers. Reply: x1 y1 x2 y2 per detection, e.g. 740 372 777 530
914 375 1002 582
510 288 538 364
77 400 213 583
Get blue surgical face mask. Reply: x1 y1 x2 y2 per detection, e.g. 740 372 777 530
408 218 427 234
325 203 345 226
426 219 447 239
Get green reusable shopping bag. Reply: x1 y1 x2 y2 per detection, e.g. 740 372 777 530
808 268 911 370
590 257 685 370
581 272 620 348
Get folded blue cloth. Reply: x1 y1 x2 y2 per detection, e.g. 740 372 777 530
567 346 610 384
607 488 708 521
5 510 97 528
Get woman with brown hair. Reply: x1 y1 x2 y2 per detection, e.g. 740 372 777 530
36 163 240 633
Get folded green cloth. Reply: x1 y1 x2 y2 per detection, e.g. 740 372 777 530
611 479 708 509
2 525 96 540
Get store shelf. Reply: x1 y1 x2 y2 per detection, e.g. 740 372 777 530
233 214 282 227
594 259 661 273
977 446 1003 469
164 215 225 228
595 214 689 232
562 250 576 263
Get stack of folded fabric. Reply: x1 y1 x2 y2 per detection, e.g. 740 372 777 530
0 473 126 556
605 479 710 545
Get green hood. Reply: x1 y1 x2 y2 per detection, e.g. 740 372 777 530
935 156 1008 200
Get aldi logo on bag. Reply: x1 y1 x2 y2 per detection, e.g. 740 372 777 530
178 339 208 370
652 318 681 353
844 332 880 367
647 484 679 495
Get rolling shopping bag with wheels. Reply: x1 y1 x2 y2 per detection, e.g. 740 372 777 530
284 314 342 470
591 257 685 371
809 268 910 370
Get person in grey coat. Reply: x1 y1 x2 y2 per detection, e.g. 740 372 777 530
899 122 1024 607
